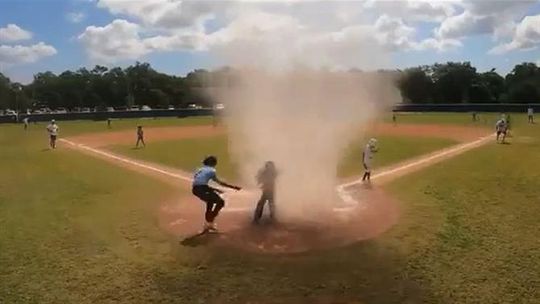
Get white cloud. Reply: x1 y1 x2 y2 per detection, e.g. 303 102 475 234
364 0 458 22
435 0 538 40
490 14 540 54
96 0 221 31
415 37 462 52
78 19 205 62
81 0 540 66
0 24 32 42
0 42 57 64
78 19 151 62
67 12 86 23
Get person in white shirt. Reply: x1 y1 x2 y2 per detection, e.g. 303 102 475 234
46 119 59 149
528 107 534 124
362 138 378 182
495 119 507 144
23 117 29 130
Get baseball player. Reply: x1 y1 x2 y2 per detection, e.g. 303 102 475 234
135 126 145 148
107 118 112 129
46 119 59 149
192 156 241 233
253 161 277 224
23 117 29 130
528 107 534 124
362 138 378 182
495 118 508 143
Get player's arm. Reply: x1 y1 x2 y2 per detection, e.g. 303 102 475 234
208 186 224 194
212 175 241 191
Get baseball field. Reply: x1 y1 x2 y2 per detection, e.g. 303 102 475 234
1 113 539 303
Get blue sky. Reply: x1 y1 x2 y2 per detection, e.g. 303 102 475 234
0 0 539 83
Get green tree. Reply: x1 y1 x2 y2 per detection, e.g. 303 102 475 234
397 67 434 103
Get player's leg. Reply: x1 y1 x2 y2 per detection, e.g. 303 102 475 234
141 137 146 147
253 193 266 224
52 136 57 149
205 191 225 229
362 162 370 181
496 131 501 142
135 137 140 148
192 186 216 231
268 191 275 221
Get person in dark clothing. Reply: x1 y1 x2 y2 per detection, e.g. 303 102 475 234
253 161 277 224
135 126 145 148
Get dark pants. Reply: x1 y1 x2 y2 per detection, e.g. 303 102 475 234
192 185 225 223
254 190 275 223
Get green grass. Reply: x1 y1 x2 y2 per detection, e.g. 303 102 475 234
382 118 540 303
109 134 456 180
3 116 213 137
389 112 526 127
1 116 539 303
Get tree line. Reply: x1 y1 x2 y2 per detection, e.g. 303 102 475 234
1 61 539 111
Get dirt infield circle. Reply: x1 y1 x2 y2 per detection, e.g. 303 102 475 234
160 187 400 254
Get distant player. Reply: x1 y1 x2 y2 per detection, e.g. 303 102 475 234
253 161 277 224
472 112 478 122
392 113 397 125
135 126 145 148
23 117 29 130
107 118 112 129
495 118 507 144
46 119 59 149
192 156 241 233
362 138 378 182
528 107 534 124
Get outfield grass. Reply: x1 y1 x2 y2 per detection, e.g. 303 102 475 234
109 134 456 180
382 117 540 303
390 112 526 127
1 115 539 303
3 116 213 137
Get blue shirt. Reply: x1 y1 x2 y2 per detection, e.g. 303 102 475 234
193 166 216 186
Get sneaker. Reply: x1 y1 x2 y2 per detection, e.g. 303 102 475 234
208 222 219 233
201 222 211 233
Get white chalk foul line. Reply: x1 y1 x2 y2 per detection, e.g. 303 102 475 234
60 134 493 213
339 134 494 189
60 138 191 182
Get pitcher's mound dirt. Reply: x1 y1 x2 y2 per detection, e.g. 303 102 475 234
160 186 399 254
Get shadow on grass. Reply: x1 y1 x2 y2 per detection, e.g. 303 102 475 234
148 239 435 304
179 231 220 247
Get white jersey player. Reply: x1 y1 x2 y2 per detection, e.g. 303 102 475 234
528 107 534 124
46 120 59 149
495 119 507 144
362 138 378 182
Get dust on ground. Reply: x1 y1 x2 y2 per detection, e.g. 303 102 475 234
161 186 399 254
